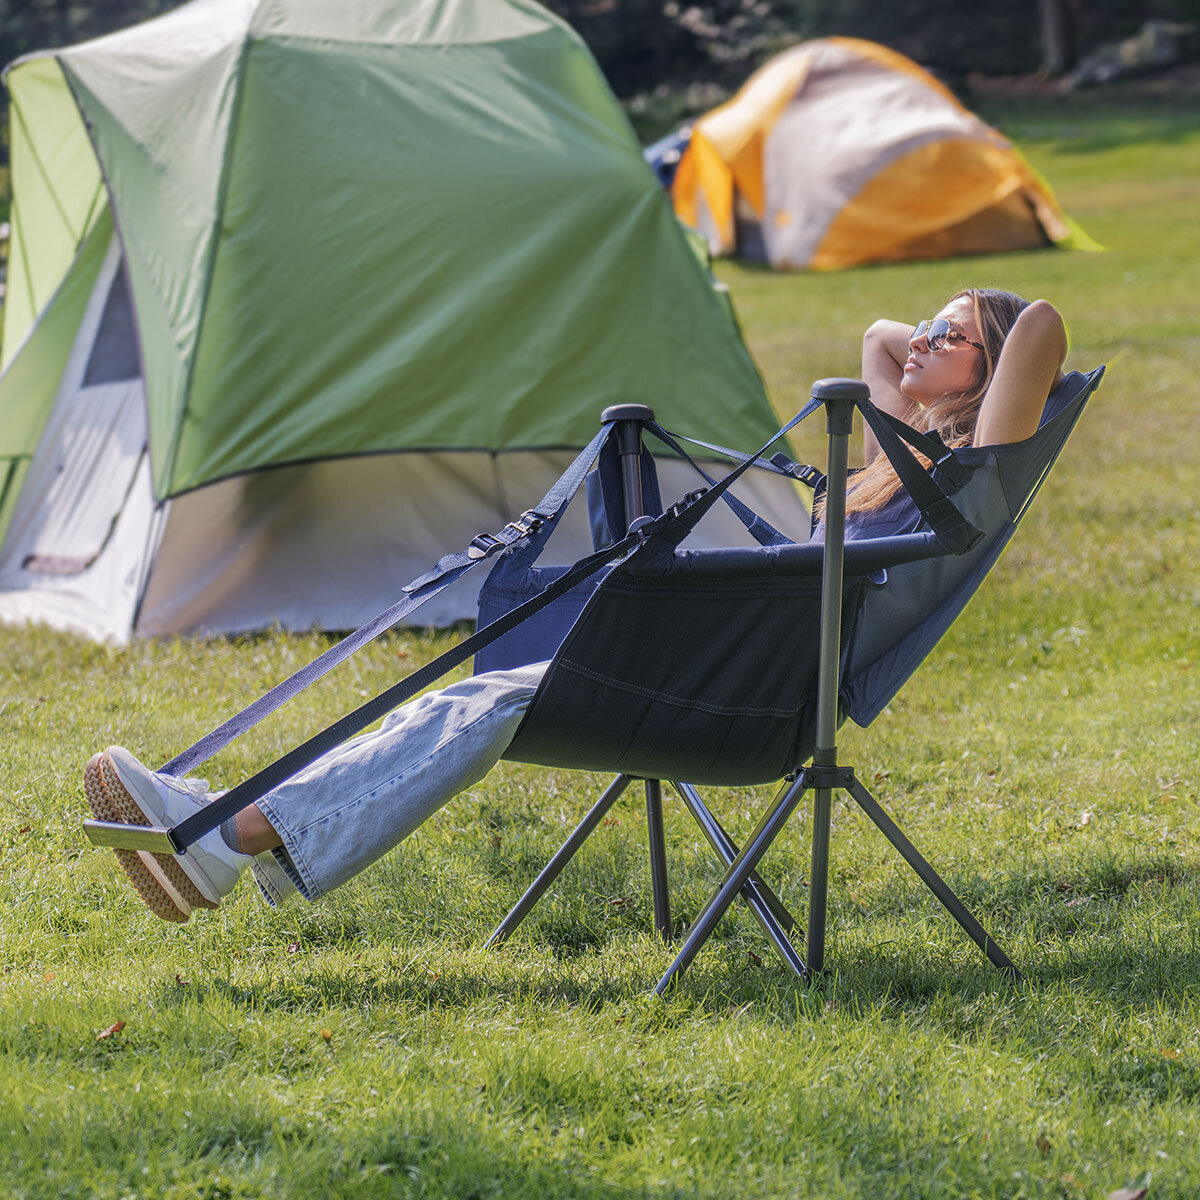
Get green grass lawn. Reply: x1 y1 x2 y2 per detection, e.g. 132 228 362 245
2 98 1199 1199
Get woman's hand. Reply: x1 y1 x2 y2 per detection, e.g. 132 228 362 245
972 300 1068 448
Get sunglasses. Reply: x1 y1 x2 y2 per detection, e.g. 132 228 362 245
913 318 985 353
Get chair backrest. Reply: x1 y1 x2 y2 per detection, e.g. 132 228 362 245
502 367 1103 782
841 367 1103 725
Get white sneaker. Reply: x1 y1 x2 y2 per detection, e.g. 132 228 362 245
96 746 255 915
84 753 188 922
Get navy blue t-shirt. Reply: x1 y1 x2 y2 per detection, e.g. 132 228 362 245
809 486 922 544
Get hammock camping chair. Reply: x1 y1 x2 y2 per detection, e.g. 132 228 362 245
84 365 1105 990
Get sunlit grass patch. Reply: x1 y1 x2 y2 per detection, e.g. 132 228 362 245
2 98 1199 1199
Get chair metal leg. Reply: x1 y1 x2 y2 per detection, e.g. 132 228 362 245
654 776 809 995
484 774 632 948
672 783 800 932
845 776 1020 978
672 782 806 979
645 780 672 942
806 785 834 975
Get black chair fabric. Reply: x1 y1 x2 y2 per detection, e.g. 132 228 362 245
501 368 1104 786
503 537 871 785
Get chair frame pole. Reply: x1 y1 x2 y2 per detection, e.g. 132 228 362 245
645 779 672 941
807 390 855 975
484 774 633 948
611 406 672 943
672 782 806 979
654 380 1019 993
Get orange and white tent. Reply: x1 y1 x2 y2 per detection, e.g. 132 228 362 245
671 38 1095 270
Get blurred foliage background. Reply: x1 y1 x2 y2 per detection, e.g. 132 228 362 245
2 0 1198 110
1 1 1197 287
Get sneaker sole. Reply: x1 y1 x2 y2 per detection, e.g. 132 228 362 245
84 753 189 923
86 753 221 917
98 753 220 912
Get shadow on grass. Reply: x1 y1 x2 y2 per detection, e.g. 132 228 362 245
805 841 1196 924
152 959 658 1015
129 849 1200 1028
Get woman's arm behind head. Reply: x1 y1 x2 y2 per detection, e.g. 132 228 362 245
861 318 920 463
971 299 1068 448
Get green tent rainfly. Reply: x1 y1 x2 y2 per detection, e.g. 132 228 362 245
0 0 802 641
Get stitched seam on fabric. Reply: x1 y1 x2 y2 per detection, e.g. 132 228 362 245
556 660 803 719
250 870 282 908
266 848 307 898
250 851 305 906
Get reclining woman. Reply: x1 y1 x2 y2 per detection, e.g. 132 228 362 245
85 288 1068 922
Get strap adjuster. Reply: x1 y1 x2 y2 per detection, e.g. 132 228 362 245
770 453 823 488
467 532 505 560
467 511 547 560
668 487 708 518
507 510 546 539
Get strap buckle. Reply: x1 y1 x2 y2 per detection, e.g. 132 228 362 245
467 533 504 560
667 487 708 518
770 453 823 488
467 511 546 560
507 509 546 539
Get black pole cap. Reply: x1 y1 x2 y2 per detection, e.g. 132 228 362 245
601 404 656 423
810 377 870 403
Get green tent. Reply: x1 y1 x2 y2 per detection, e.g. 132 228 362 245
0 0 801 640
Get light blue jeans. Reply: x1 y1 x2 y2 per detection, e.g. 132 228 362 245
249 662 549 905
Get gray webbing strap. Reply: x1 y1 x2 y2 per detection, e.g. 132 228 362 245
161 425 612 777
167 523 647 851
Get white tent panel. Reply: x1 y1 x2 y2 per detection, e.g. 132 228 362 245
0 238 162 641
763 43 985 267
135 451 810 637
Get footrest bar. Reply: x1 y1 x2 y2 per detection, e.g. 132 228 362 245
83 819 180 854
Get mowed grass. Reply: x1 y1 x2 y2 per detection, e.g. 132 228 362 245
2 99 1200 1198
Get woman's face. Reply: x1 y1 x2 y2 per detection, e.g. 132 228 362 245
900 296 985 406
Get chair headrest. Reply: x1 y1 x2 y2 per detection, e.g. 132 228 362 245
1040 369 1099 426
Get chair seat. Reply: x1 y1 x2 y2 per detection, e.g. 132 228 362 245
504 554 868 785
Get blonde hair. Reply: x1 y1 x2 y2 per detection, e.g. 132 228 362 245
834 288 1030 517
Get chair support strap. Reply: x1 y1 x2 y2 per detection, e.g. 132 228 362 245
160 424 613 779
167 521 648 851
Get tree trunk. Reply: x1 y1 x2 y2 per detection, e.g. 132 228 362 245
1039 0 1069 76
